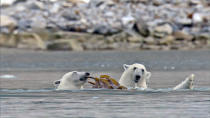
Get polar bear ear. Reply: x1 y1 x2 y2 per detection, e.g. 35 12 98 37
123 64 130 70
72 71 78 78
146 72 151 79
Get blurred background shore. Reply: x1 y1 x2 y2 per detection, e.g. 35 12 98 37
1 0 210 51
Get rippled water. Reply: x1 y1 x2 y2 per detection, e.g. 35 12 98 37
1 49 210 118
1 88 210 118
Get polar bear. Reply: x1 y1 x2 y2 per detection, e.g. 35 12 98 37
119 63 194 90
173 74 195 90
54 71 90 90
119 63 151 89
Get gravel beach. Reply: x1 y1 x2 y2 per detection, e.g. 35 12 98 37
1 0 210 50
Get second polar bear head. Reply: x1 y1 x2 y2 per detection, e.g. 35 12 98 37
54 71 90 90
119 63 151 89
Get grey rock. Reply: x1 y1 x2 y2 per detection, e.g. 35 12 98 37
192 13 203 24
0 34 17 47
107 32 129 42
92 24 118 35
62 10 81 21
126 43 141 50
30 17 47 29
176 18 192 27
47 39 83 51
208 40 210 48
141 44 160 50
159 35 175 45
49 0 59 2
26 1 44 10
153 23 173 38
188 0 202 6
196 33 210 41
70 40 84 51
18 19 31 30
0 15 17 33
173 31 193 40
0 0 16 6
68 0 90 4
50 4 60 14
17 33 46 50
0 15 17 27
143 37 156 45
134 17 150 37
153 0 164 6
122 15 136 29
127 35 143 43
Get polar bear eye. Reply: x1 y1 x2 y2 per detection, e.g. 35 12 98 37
133 67 137 70
142 69 145 73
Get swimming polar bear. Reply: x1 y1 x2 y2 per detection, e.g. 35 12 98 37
173 74 195 90
54 71 90 90
119 63 151 89
119 63 195 90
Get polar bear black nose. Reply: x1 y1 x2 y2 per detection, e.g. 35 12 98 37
85 72 90 76
135 75 141 83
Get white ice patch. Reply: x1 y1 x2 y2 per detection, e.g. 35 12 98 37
0 74 16 79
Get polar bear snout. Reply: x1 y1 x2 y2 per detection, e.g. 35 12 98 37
54 71 92 90
79 72 90 81
119 63 151 89
135 75 141 83
85 72 90 76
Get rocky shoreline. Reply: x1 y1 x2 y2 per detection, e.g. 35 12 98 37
1 0 210 51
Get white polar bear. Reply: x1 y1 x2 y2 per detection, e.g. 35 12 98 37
119 63 151 89
173 74 195 90
54 71 90 90
119 63 195 90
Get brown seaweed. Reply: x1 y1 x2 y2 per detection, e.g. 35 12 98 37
88 75 127 90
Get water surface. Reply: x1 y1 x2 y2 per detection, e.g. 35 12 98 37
0 49 210 118
1 88 210 118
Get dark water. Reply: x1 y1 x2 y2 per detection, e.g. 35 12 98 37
0 48 210 118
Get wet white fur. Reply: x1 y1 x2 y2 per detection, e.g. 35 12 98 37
173 74 195 90
119 63 151 89
54 71 87 90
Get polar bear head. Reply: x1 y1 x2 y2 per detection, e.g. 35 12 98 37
54 71 90 90
119 63 151 89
